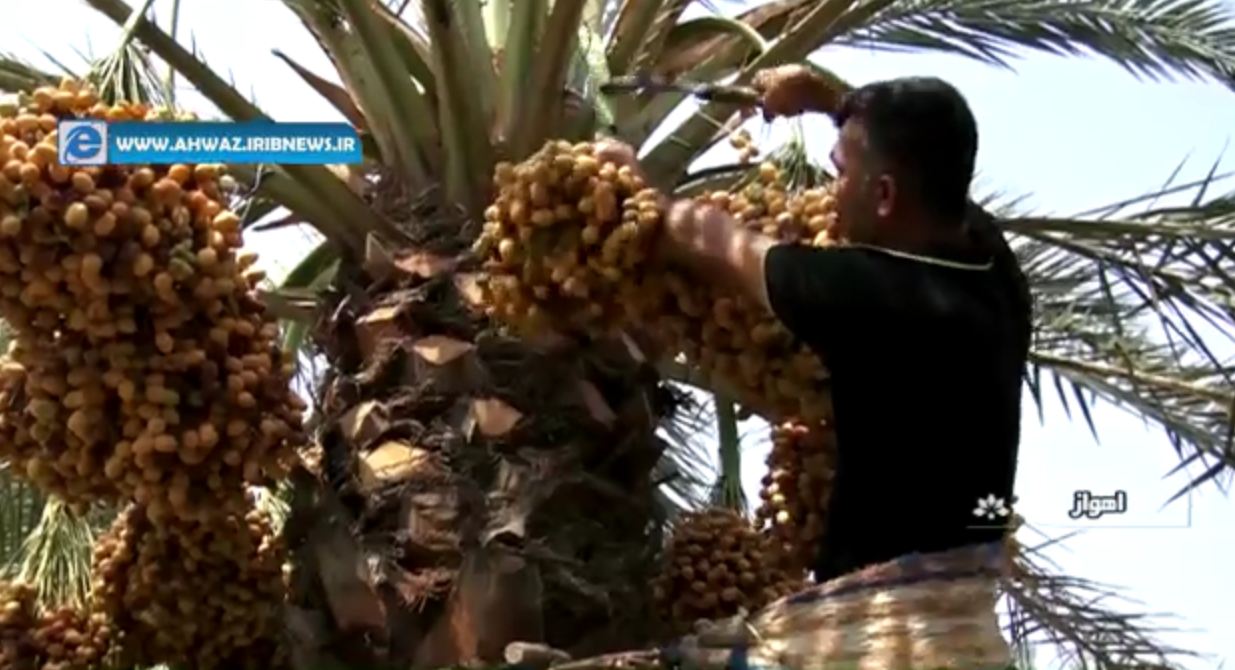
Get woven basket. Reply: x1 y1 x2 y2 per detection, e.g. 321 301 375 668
678 542 1013 670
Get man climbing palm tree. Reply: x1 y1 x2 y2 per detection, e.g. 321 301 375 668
600 66 1032 582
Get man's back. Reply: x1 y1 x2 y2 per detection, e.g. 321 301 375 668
764 242 1029 581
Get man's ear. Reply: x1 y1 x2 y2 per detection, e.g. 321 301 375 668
875 174 896 218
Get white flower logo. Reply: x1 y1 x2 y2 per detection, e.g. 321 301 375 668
973 494 1011 521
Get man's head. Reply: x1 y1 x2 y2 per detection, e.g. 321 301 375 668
829 77 977 245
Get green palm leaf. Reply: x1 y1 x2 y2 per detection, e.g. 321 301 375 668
12 499 95 611
89 0 172 106
607 0 671 75
0 53 60 93
84 0 396 255
831 0 1235 89
656 386 721 513
1001 171 1235 496
1002 524 1195 668
709 393 747 512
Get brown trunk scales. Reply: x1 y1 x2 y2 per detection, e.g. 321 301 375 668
282 183 678 668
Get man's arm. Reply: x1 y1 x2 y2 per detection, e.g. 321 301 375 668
658 199 780 311
591 139 880 338
658 197 885 344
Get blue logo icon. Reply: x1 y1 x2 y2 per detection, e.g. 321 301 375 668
58 119 107 166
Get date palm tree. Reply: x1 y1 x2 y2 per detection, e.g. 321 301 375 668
2 0 1234 667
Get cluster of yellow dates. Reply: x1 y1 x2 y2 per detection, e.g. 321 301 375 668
650 508 804 632
0 79 296 669
476 139 839 422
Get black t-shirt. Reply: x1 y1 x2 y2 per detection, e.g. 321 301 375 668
764 239 1030 582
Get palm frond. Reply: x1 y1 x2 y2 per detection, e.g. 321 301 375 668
512 0 589 157
336 0 435 186
1001 524 1196 669
83 0 393 255
373 3 438 92
641 0 862 185
647 0 814 80
161 0 184 106
833 0 1235 90
91 42 169 107
271 49 367 129
277 240 340 376
612 2 821 146
709 393 748 512
617 13 773 146
1 35 166 107
571 21 617 134
498 0 547 145
0 53 60 93
88 0 171 106
421 0 495 209
12 499 95 611
631 0 696 74
607 0 669 75
1003 171 1235 496
656 384 720 513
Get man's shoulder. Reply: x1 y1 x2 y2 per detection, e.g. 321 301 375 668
831 244 1005 307
768 242 916 281
763 241 1027 329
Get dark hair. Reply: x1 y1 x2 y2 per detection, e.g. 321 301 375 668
835 77 977 224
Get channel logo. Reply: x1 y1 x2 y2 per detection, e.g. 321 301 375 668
57 119 108 166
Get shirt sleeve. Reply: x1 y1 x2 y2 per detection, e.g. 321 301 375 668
763 244 889 345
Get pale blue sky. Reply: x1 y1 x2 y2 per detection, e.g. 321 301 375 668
3 1 1232 667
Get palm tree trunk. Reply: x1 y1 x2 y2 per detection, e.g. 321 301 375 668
281 188 672 667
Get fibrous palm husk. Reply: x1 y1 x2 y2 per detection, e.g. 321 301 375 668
284 178 674 668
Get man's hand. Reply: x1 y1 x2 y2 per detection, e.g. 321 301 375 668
591 139 776 310
589 139 713 262
752 64 840 120
593 138 641 177
594 138 673 214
